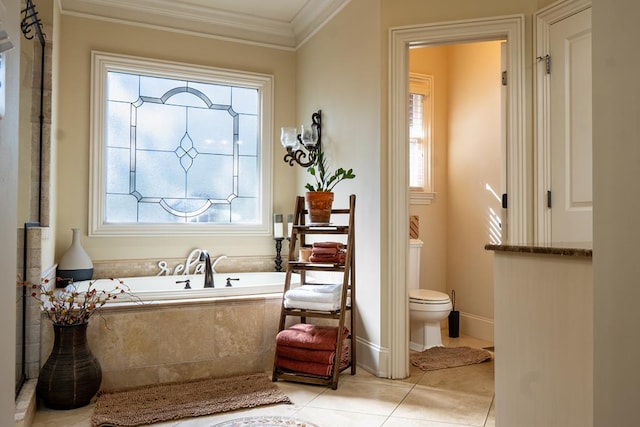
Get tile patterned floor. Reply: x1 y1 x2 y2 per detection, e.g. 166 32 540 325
31 334 494 427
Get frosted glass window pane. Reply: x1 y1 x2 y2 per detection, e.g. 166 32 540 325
98 60 270 229
140 76 185 98
107 72 139 102
238 115 258 156
139 202 184 223
232 87 258 114
238 156 258 197
190 82 231 106
136 103 185 151
189 109 234 156
105 194 138 222
188 203 231 223
231 197 258 223
106 147 130 193
136 151 185 198
106 102 131 148
188 153 234 199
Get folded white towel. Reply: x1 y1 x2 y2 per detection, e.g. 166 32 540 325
295 283 342 294
284 284 342 303
284 297 351 312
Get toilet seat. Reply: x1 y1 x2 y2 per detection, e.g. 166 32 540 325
409 289 451 304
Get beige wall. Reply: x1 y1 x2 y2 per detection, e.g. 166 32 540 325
55 14 298 261
409 42 501 338
382 0 557 25
296 0 382 367
593 0 640 424
447 41 502 323
409 46 449 295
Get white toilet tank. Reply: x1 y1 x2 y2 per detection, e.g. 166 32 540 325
408 238 423 291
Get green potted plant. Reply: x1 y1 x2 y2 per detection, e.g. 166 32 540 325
304 150 355 223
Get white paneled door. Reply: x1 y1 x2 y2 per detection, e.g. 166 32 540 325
548 6 593 243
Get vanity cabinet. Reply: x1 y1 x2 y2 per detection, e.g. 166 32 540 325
487 244 593 427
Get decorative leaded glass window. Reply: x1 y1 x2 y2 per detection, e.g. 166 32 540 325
90 52 273 236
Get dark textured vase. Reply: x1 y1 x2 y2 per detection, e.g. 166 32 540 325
37 322 102 410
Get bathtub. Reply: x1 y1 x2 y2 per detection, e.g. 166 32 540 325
72 272 300 303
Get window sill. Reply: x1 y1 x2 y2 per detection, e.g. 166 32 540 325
410 191 435 205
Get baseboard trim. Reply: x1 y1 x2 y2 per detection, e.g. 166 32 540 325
460 312 494 343
355 336 390 378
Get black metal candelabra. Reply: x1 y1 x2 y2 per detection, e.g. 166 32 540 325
274 238 285 272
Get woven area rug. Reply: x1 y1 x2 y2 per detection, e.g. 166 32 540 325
410 346 493 371
212 416 319 427
91 373 291 427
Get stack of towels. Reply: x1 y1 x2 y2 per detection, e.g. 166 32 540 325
309 242 346 264
275 323 350 378
284 283 345 311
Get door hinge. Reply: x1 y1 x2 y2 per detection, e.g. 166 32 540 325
501 70 507 86
501 193 508 209
547 190 552 208
537 54 551 74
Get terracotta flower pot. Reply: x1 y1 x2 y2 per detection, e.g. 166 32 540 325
305 191 334 223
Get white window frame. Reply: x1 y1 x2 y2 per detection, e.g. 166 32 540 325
409 72 435 205
89 51 273 237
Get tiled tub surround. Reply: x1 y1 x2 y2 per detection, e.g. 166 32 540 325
39 294 285 391
92 254 277 279
33 255 289 393
74 272 298 302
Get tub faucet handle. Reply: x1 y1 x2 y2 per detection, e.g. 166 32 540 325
176 279 191 289
225 277 239 287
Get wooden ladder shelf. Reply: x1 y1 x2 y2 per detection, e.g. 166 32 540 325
272 194 356 390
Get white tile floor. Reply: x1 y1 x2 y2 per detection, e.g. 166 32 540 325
31 333 494 427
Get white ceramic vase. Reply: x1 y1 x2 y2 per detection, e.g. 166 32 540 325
56 228 93 283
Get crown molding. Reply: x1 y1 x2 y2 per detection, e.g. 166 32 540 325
292 0 351 48
58 0 350 50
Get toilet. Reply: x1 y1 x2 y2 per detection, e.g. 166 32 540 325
409 239 453 351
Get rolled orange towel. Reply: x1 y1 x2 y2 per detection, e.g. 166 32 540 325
309 253 346 264
275 344 350 377
311 247 340 256
276 344 345 365
275 355 334 377
313 242 344 249
276 324 349 351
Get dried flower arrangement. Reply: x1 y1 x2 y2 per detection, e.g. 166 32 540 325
29 277 136 325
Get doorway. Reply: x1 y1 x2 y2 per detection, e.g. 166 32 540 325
408 40 504 346
388 16 527 379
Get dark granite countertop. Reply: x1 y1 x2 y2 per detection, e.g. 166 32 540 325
484 242 592 257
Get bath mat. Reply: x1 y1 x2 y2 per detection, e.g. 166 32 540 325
410 346 492 371
90 373 291 427
212 415 319 427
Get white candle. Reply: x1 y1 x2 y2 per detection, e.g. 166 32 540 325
273 213 284 238
287 214 294 238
